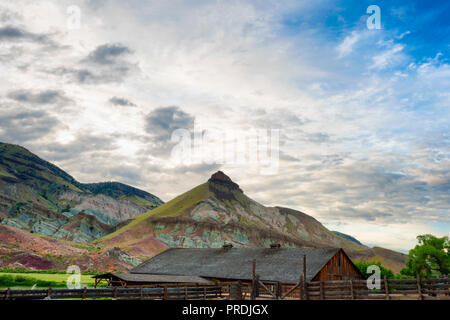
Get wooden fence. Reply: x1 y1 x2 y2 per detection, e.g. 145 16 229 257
2 276 449 300
0 286 223 300
249 276 450 300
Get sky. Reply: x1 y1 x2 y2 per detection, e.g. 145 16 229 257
0 0 448 252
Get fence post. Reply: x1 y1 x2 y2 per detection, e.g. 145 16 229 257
302 255 307 284
302 255 308 300
276 282 282 300
304 280 309 300
255 275 260 298
230 282 243 300
163 286 168 300
445 275 449 297
251 259 256 300
416 274 423 300
82 287 87 300
383 276 389 300
350 280 354 300
446 274 449 298
319 281 324 300
299 274 304 300
6 288 10 300
113 287 117 300
47 288 52 299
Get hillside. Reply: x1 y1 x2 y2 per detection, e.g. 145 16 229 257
332 231 364 246
98 171 408 272
0 225 137 271
0 142 164 243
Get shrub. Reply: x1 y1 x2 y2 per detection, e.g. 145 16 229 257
354 260 395 279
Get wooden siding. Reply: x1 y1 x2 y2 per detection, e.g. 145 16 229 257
312 249 363 281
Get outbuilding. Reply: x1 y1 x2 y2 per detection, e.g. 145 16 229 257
93 273 215 288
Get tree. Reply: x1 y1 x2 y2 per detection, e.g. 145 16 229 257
354 260 394 279
400 234 449 278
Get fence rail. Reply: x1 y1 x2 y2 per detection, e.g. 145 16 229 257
0 286 223 300
2 276 449 300
279 276 450 300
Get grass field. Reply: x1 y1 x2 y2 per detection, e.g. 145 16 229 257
0 272 101 289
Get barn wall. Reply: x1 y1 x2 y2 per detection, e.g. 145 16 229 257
312 250 363 281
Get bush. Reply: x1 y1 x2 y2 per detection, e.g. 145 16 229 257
354 260 395 279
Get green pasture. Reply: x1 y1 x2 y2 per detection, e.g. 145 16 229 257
0 272 101 289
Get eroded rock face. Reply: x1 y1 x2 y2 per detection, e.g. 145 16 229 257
59 191 147 225
0 189 145 243
105 247 141 266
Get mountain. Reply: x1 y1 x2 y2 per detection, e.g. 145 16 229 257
0 143 407 273
332 231 364 246
0 224 139 271
98 171 408 272
0 142 164 243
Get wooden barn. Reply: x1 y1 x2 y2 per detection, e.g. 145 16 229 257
127 246 363 287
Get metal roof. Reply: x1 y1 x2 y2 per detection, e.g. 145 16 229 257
130 247 341 283
93 273 214 285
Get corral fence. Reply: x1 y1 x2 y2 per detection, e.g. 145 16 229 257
304 276 450 300
0 286 223 300
2 276 449 300
241 275 450 300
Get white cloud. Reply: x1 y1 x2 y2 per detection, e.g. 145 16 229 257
322 221 447 253
0 0 448 252
370 44 405 70
337 31 360 58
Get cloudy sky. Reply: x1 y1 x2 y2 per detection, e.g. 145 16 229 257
0 0 448 252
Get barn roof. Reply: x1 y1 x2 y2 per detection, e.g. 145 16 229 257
93 273 214 285
131 247 342 283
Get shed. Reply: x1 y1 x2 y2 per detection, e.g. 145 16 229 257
93 273 215 288
130 247 363 285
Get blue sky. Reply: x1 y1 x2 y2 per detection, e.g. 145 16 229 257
280 0 449 56
0 0 448 252
279 0 449 79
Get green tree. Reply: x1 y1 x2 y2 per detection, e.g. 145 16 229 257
400 234 449 278
354 260 394 279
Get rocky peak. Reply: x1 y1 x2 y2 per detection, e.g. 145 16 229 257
207 171 243 200
208 171 240 188
209 171 232 182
